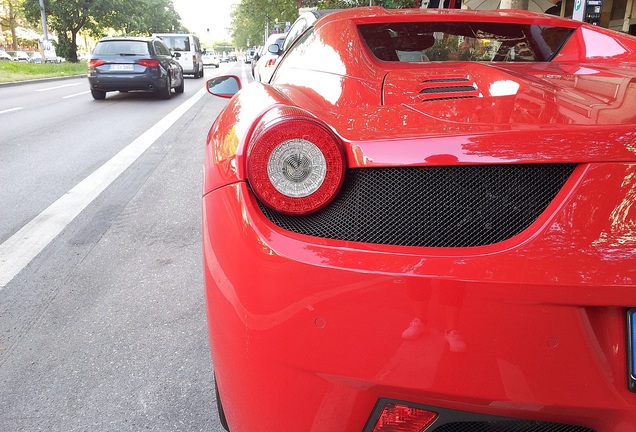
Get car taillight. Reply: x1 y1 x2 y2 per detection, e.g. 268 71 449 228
371 404 438 432
138 59 160 67
247 107 346 215
87 59 104 70
192 55 196 66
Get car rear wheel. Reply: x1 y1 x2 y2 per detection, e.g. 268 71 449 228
159 77 172 99
91 89 106 100
175 77 184 94
215 378 230 431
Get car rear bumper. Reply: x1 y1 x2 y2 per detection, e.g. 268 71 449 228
88 74 168 92
203 166 636 432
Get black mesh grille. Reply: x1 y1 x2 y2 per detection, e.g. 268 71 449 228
257 164 576 247
433 420 594 432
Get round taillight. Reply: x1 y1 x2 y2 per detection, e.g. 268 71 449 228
247 108 346 215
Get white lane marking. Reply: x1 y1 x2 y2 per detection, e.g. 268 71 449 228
63 91 91 99
0 107 24 114
36 82 84 92
241 61 248 85
0 87 208 289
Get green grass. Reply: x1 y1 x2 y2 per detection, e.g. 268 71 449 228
0 61 87 83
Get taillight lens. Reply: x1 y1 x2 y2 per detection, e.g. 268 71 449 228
372 404 438 432
138 59 160 68
87 59 104 70
247 107 346 215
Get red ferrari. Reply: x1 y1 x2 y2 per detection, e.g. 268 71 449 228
203 7 636 432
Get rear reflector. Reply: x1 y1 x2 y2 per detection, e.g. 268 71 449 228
371 403 437 432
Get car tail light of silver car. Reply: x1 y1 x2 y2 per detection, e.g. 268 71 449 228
246 106 346 215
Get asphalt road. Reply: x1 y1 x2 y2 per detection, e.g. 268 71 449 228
0 61 252 431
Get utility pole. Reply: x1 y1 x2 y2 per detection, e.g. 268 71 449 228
38 0 49 62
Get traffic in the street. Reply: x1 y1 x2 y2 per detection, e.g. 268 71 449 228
0 60 250 431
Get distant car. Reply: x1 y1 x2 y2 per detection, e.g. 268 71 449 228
0 50 13 61
6 50 29 62
202 49 220 67
28 52 42 63
87 36 184 100
204 7 636 432
253 32 287 83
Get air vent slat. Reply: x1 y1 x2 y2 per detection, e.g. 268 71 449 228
420 85 476 94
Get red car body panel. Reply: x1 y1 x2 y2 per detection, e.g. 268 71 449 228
203 7 636 431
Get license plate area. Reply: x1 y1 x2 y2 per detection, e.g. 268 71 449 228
111 64 134 71
628 308 636 392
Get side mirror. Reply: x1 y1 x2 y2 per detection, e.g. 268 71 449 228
267 44 281 56
207 75 241 98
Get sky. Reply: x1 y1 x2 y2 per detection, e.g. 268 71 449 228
171 0 237 44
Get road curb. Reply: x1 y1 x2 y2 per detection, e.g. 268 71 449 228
0 74 86 88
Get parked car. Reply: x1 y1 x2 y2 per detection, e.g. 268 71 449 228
6 50 29 62
203 7 636 432
153 32 204 78
252 32 287 83
281 9 337 55
244 48 255 64
202 49 220 68
28 52 42 63
87 36 184 100
0 50 13 61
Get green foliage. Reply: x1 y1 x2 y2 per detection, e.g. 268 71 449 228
0 60 86 83
231 0 420 49
21 0 183 62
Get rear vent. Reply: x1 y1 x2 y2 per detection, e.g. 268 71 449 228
420 77 478 101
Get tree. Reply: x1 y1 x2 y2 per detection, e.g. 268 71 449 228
230 0 420 50
1 0 25 51
22 0 183 62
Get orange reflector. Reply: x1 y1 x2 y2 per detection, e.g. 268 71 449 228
372 403 438 432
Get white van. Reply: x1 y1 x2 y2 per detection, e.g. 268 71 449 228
152 33 204 78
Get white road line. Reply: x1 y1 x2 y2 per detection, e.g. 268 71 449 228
36 82 83 92
0 107 24 115
0 87 208 289
63 91 91 99
241 61 248 85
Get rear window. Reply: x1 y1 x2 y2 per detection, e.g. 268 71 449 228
358 22 573 62
157 36 191 52
94 41 150 56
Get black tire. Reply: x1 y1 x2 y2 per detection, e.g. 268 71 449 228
91 89 106 100
159 77 172 99
215 379 230 431
196 65 203 78
175 77 184 94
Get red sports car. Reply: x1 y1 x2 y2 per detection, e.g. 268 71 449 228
203 7 636 432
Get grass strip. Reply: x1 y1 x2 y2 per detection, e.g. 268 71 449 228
0 61 87 83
